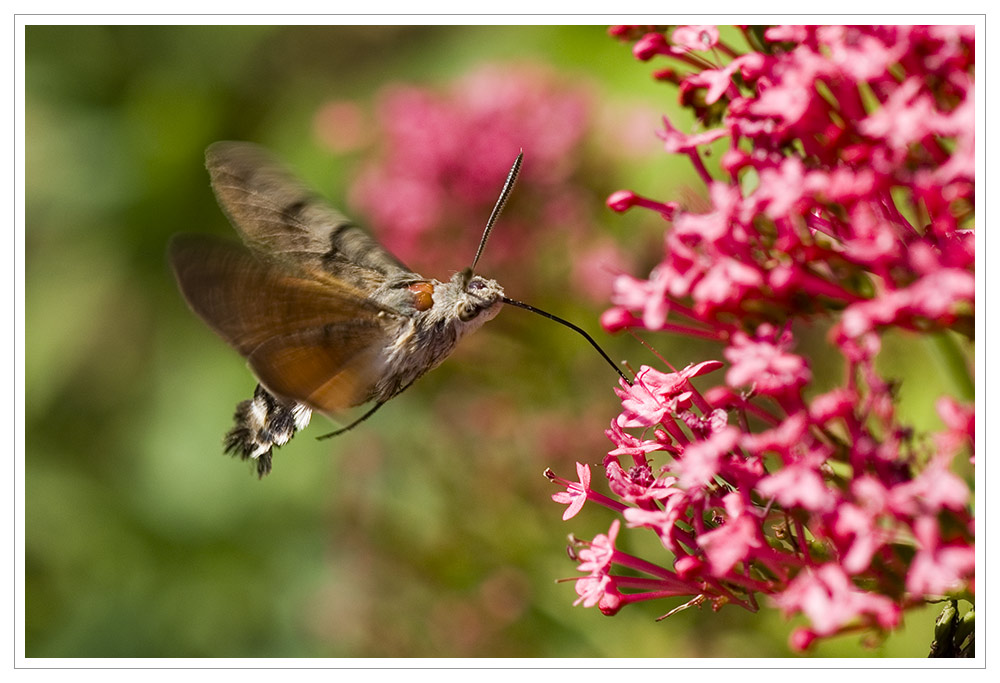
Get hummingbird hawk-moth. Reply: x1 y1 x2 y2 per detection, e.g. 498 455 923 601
169 142 627 476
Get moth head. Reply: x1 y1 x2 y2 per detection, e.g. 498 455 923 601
454 267 504 323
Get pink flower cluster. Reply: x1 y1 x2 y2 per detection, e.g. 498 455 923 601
344 64 595 285
550 25 975 651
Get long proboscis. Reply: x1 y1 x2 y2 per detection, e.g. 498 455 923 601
472 151 630 385
502 296 632 385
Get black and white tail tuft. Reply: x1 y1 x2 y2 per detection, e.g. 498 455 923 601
223 384 312 477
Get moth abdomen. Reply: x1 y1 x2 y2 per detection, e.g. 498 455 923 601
223 384 312 477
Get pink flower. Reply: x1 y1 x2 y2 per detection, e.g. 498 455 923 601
675 426 738 490
691 257 763 309
756 459 838 513
839 293 905 338
908 268 975 318
614 376 669 429
605 419 668 460
682 56 751 105
639 360 723 393
672 182 741 243
348 63 591 279
838 203 901 267
657 115 727 153
551 462 592 520
607 271 671 330
742 51 824 128
752 157 807 219
577 520 620 575
764 25 808 43
818 25 907 81
671 25 720 52
888 455 970 516
772 564 900 636
724 327 811 395
831 476 891 574
859 78 938 153
697 492 763 575
605 460 681 506
935 396 974 462
833 503 884 574
905 517 975 595
740 412 807 455
808 389 857 423
804 166 876 204
613 361 722 431
623 502 687 551
574 573 613 608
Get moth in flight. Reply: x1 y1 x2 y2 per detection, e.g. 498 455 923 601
170 142 627 476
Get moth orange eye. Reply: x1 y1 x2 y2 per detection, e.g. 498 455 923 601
408 282 435 311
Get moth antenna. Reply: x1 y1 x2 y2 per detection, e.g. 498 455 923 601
471 150 523 271
501 296 633 385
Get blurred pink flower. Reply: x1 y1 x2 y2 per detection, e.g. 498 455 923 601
671 25 720 52
772 564 900 638
935 396 974 463
906 516 976 596
756 460 838 513
674 425 737 490
347 63 592 277
724 327 811 395
657 115 727 153
696 492 762 575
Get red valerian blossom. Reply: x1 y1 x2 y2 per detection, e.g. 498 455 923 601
549 25 975 653
336 62 653 304
343 63 618 299
551 462 592 520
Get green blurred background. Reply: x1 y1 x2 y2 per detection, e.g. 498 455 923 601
24 24 950 658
